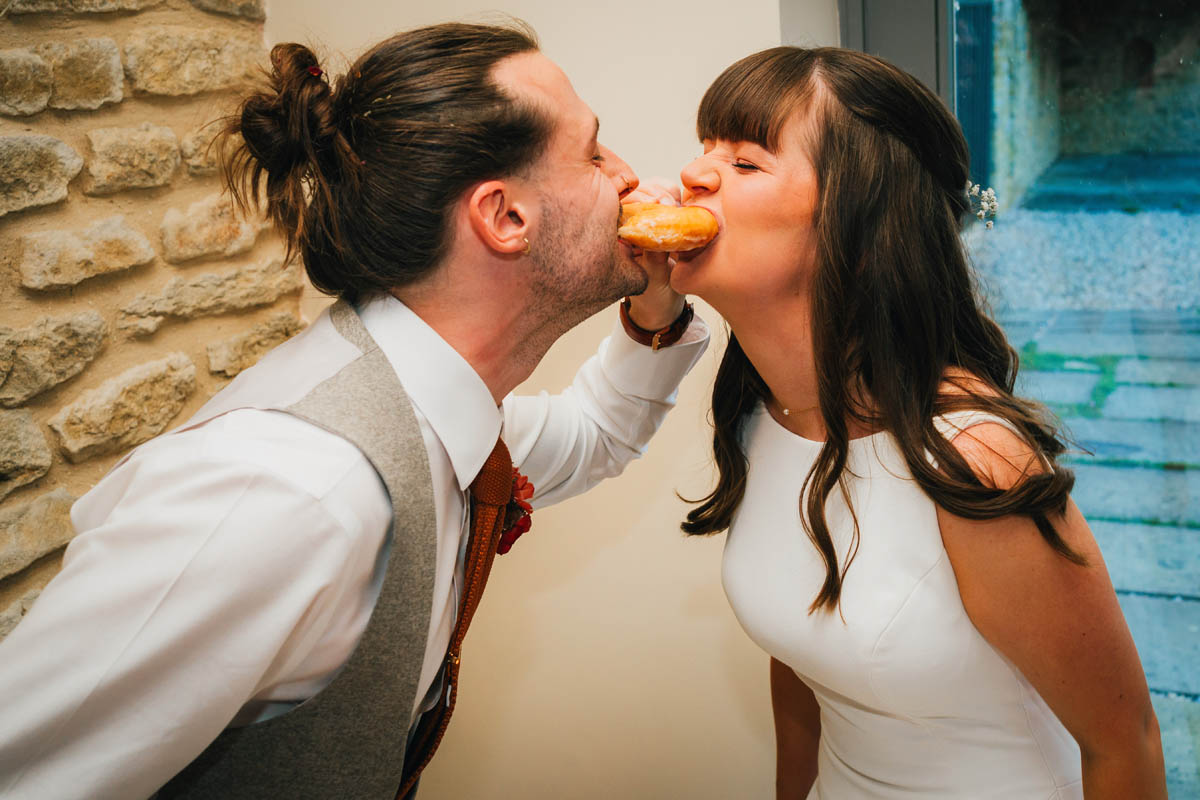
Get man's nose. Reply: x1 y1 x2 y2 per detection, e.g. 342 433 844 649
599 144 638 199
680 156 718 202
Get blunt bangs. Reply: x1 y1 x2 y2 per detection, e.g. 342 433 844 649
696 47 820 152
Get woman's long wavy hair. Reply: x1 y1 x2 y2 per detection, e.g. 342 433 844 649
682 47 1084 613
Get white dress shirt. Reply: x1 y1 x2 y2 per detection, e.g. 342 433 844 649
0 294 708 800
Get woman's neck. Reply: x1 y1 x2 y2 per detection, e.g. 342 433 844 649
725 299 878 442
725 301 827 440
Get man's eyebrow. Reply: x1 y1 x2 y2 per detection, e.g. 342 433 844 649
591 116 600 143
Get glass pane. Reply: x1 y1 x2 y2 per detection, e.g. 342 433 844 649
954 1 1199 794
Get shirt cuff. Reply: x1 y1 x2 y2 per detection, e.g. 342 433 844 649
600 312 710 400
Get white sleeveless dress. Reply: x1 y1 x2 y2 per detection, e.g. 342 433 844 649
722 405 1084 799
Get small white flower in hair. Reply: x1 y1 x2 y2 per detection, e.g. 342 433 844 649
967 182 999 228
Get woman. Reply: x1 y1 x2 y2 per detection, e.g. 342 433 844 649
674 47 1166 798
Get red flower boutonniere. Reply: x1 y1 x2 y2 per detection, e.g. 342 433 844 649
497 467 533 555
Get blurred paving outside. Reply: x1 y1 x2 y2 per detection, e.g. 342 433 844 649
969 171 1199 796
954 1 1199 790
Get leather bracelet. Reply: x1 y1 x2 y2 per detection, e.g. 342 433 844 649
619 297 694 351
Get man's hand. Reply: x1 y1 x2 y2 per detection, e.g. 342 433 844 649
623 178 687 331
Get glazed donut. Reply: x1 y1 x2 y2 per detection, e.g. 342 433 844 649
618 202 718 251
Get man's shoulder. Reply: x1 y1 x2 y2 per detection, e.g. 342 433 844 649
117 409 387 518
71 407 395 581
178 310 368 430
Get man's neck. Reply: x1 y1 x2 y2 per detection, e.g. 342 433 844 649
390 274 598 406
404 300 547 404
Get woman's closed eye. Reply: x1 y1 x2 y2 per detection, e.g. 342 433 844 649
732 161 760 172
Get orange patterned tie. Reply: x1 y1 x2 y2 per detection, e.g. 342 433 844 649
397 436 514 798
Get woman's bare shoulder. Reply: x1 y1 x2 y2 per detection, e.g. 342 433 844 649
936 367 1041 489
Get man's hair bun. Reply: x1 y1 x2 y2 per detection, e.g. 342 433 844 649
239 43 338 180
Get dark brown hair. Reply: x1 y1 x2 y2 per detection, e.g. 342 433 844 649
682 47 1084 612
219 22 552 302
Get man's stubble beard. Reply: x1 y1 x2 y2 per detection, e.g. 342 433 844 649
527 195 647 333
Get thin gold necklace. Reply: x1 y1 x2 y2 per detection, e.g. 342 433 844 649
774 398 817 417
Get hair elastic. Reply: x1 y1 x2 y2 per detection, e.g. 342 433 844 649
307 66 323 77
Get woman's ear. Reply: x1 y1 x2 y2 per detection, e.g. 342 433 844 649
466 180 531 256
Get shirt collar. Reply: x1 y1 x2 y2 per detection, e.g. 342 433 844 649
355 293 501 492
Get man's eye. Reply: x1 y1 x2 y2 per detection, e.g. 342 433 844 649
592 154 606 164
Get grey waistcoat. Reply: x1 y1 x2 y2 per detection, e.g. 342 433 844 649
156 300 438 800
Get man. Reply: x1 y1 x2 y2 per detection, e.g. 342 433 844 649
0 22 707 800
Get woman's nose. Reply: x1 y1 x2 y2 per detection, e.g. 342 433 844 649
599 144 639 199
680 156 718 202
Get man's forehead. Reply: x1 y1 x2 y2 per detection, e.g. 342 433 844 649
493 51 594 135
493 51 563 96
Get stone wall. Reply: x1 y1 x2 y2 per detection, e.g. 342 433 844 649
990 0 1061 209
1057 0 1200 155
0 0 305 640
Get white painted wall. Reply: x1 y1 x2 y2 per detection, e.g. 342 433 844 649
267 3 838 796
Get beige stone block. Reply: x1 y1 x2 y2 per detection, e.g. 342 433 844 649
123 27 259 97
120 317 164 337
207 312 304 377
85 122 179 195
0 410 52 502
119 258 303 335
0 312 107 407
48 353 195 463
160 192 264 262
0 337 13 386
19 216 155 290
33 38 123 112
0 135 83 218
0 488 76 581
0 49 52 117
9 0 162 12
180 128 221 177
188 0 264 19
0 587 42 640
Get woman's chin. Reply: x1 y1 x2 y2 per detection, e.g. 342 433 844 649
667 263 701 298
